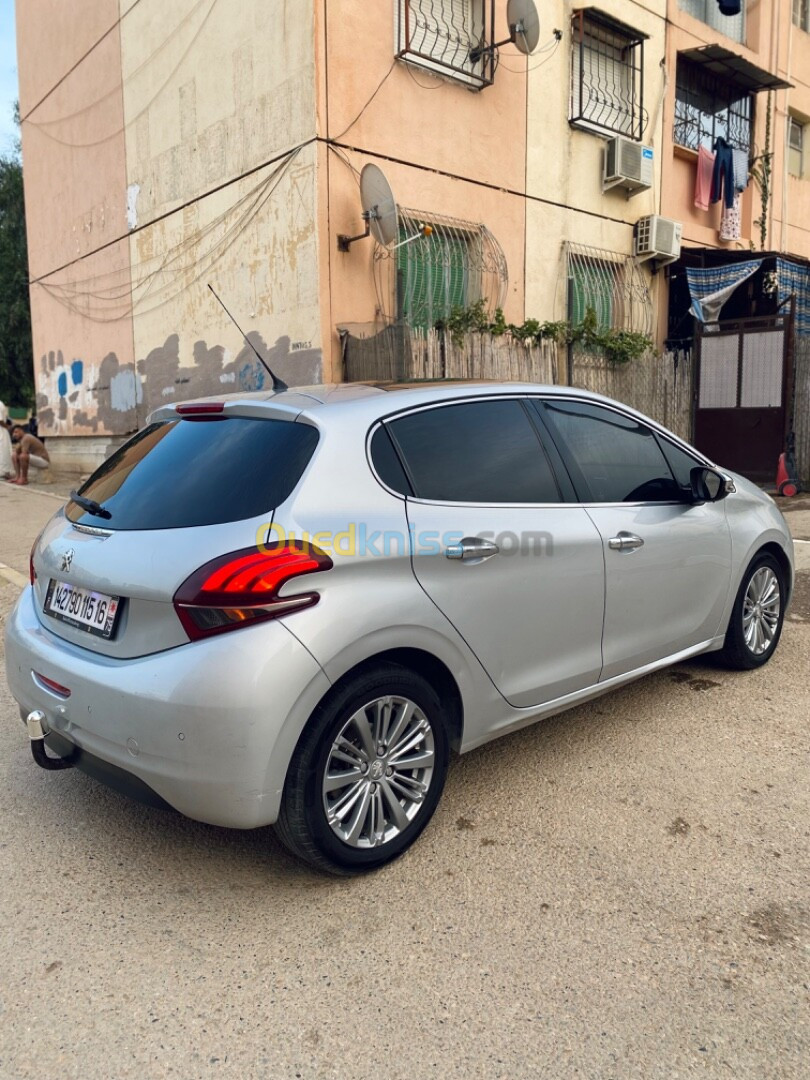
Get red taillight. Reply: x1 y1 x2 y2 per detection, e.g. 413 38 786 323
34 672 71 698
173 542 332 641
176 402 225 415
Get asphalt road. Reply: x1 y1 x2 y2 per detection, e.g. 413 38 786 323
1 484 808 1080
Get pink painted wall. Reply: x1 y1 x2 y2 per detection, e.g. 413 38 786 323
17 1 135 436
316 0 527 377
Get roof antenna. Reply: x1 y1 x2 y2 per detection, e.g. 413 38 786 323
207 283 287 392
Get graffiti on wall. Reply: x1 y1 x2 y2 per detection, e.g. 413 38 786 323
36 334 323 437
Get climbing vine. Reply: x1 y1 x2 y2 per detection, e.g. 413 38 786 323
751 91 773 251
435 301 653 366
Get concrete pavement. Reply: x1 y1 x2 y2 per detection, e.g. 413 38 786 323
1 483 808 1079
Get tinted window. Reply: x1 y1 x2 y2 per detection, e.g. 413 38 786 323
659 437 702 490
369 425 412 495
65 417 319 530
388 399 561 503
542 400 680 503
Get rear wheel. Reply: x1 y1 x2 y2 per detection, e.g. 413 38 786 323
276 664 449 874
718 553 785 670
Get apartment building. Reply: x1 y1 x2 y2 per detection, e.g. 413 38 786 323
15 0 810 474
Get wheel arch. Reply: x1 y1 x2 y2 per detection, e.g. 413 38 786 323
755 541 793 604
315 648 464 752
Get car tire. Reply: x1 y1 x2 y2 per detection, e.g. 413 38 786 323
276 663 449 875
718 552 786 671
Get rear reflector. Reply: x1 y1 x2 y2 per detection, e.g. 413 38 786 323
173 541 333 641
34 672 72 698
175 402 225 415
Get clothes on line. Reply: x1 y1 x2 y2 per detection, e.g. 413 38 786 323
719 194 742 242
732 148 749 193
710 137 736 209
695 146 715 211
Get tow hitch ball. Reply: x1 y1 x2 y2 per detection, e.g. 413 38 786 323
26 711 77 771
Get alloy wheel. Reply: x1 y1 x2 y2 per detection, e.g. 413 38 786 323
742 566 781 656
322 695 436 849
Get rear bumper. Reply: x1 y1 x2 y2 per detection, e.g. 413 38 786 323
5 586 331 828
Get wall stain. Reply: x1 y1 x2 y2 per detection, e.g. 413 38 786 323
36 332 323 437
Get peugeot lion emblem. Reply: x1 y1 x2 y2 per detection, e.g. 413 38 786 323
60 549 74 573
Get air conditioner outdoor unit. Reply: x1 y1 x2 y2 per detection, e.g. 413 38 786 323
634 215 682 266
602 136 654 196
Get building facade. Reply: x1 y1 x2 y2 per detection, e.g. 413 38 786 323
15 0 810 470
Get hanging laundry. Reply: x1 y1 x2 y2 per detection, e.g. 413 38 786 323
720 193 742 242
710 137 736 209
732 148 749 192
695 145 716 211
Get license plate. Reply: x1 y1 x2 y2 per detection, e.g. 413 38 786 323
44 580 121 639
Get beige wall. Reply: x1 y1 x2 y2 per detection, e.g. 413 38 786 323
120 0 321 419
19 0 322 440
525 0 668 328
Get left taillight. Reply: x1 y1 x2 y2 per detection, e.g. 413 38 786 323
173 541 333 641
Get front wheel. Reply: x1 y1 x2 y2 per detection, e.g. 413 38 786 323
276 664 449 874
718 553 786 670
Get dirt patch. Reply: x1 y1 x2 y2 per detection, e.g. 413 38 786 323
746 902 808 946
669 670 722 692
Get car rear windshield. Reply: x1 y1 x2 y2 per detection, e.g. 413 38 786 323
65 416 319 530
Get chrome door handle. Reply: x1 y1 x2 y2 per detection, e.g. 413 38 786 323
445 537 500 561
608 532 645 552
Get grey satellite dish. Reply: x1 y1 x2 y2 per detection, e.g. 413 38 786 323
337 164 399 251
507 0 540 55
470 0 540 63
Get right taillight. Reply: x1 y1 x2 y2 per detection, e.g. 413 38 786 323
173 541 332 641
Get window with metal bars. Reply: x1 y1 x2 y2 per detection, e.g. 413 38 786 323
396 223 480 330
570 10 646 141
673 56 753 153
679 0 745 45
565 243 653 336
395 0 495 88
793 0 810 32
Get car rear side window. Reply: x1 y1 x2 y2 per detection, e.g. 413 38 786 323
542 400 681 503
369 424 413 495
386 399 561 503
65 417 319 530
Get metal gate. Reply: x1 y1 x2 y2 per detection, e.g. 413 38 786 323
694 312 793 481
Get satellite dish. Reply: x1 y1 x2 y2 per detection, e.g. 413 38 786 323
507 0 540 56
470 0 540 63
360 165 399 247
337 164 399 251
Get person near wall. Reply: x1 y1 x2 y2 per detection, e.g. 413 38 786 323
8 425 50 486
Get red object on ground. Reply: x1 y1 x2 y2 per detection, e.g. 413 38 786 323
776 452 798 497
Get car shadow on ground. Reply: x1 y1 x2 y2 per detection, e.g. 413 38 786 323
6 634 785 897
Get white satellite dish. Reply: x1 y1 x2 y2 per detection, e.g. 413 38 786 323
470 0 541 63
337 164 399 251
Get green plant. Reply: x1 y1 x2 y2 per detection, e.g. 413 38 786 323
434 303 653 364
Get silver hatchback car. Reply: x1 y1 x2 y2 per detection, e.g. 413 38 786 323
5 382 794 873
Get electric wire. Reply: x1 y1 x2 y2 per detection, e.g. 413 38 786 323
36 147 303 323
27 0 216 131
331 61 397 141
25 0 220 149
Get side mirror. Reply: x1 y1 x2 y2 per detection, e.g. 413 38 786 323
690 466 729 504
